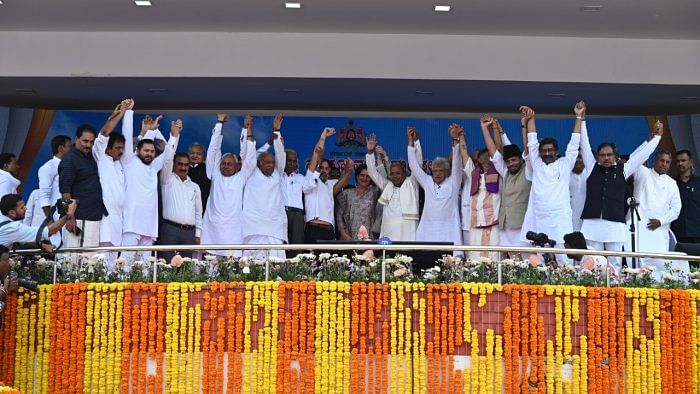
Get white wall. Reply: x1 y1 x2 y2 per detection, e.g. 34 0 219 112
1 32 699 84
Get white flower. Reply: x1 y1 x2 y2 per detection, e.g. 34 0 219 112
691 278 699 284
393 267 407 278
663 273 676 281
645 265 656 271
269 257 285 264
115 258 126 269
471 271 479 277
537 266 549 272
689 271 700 279
479 257 492 264
385 258 397 266
626 268 640 275
352 255 368 262
146 256 157 263
182 257 192 264
396 255 413 264
204 255 217 261
242 266 251 274
423 272 436 280
319 253 331 261
369 261 377 268
671 266 683 273
501 259 514 265
254 259 266 266
239 256 251 266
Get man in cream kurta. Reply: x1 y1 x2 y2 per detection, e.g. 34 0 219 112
630 150 682 277
201 114 257 257
408 124 463 255
121 115 178 263
365 129 421 241
520 106 581 264
242 118 287 259
0 154 20 198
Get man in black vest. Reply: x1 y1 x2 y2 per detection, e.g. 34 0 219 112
578 102 663 272
187 142 211 212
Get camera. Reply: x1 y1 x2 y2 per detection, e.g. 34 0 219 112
526 231 557 248
55 198 76 216
8 271 38 293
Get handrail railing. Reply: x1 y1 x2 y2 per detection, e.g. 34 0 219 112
12 243 696 286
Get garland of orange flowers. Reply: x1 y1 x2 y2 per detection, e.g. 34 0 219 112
4 281 700 393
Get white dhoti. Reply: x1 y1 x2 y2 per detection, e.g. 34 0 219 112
201 217 243 257
64 219 101 250
120 232 154 265
243 235 286 260
469 225 500 261
380 217 417 242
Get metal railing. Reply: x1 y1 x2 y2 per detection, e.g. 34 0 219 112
14 243 698 286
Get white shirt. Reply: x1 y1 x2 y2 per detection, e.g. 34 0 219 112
38 156 61 211
0 169 20 197
521 132 581 244
0 214 48 247
241 135 287 241
303 171 335 226
569 172 587 232
122 124 176 238
631 166 681 252
23 189 46 227
282 172 305 210
579 122 661 243
160 141 203 237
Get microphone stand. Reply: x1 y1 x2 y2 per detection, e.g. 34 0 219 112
628 198 641 269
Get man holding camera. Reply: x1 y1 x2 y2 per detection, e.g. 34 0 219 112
0 194 77 251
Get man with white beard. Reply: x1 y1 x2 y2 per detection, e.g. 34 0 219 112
629 149 681 276
121 114 180 264
242 115 288 259
200 114 257 256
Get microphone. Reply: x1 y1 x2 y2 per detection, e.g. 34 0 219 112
627 197 640 208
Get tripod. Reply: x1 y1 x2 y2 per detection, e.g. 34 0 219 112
628 197 641 269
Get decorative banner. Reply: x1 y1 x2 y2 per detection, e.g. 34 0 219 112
0 282 698 393
22 111 650 198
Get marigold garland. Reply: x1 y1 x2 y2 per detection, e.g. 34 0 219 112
0 282 699 393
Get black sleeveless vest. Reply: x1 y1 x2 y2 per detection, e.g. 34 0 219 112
581 164 627 223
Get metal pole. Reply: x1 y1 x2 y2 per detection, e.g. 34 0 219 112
606 264 610 288
153 260 157 283
381 250 386 284
497 262 502 285
265 249 270 281
52 262 57 284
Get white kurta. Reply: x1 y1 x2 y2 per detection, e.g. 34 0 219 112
201 123 257 256
122 120 177 239
366 142 421 242
242 136 287 243
23 189 45 227
93 121 128 246
631 166 681 270
578 122 661 243
37 156 63 246
569 172 587 232
408 144 462 252
0 169 20 197
521 133 581 244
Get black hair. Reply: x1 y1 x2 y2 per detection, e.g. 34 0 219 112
539 138 559 152
174 152 189 162
389 161 407 174
563 232 588 250
596 142 619 158
676 149 693 159
655 149 672 159
50 135 71 155
107 133 126 149
75 124 96 139
0 245 9 256
0 153 16 168
137 138 155 150
0 194 22 216
354 163 367 182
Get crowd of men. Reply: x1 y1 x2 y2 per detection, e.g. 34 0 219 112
0 99 698 279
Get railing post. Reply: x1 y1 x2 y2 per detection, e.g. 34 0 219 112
606 264 610 288
265 249 270 281
53 261 57 284
153 259 157 283
497 261 502 285
381 249 386 284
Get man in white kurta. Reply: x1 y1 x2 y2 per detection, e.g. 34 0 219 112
201 115 257 256
578 119 661 271
630 151 682 277
569 153 587 232
93 101 131 268
242 128 287 259
407 126 463 255
0 154 20 198
38 135 72 247
520 106 581 264
23 189 45 227
366 131 421 241
121 117 178 263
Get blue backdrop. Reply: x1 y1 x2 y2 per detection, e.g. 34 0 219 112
22 111 651 199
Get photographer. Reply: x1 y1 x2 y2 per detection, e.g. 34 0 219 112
0 245 17 304
0 194 78 253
